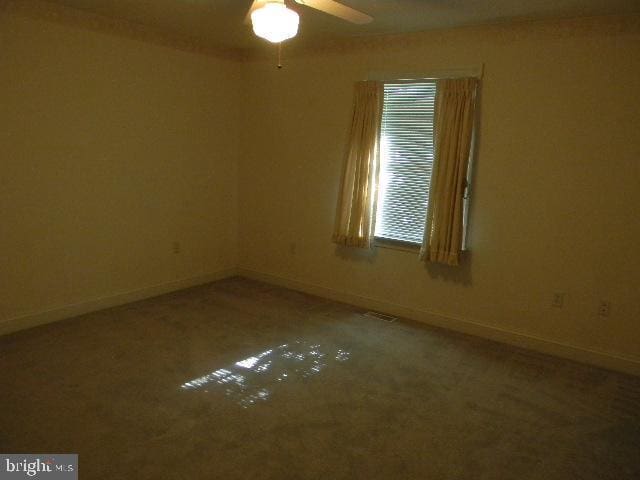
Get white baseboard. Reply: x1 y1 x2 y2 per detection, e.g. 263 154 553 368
0 268 237 336
237 267 640 376
4 265 638 376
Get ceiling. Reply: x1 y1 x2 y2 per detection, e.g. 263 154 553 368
41 0 640 51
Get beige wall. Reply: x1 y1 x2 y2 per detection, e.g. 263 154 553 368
0 9 241 326
238 16 640 364
1 6 639 371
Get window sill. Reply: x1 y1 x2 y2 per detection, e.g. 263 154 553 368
374 237 421 254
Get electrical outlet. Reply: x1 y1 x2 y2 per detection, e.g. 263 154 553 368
598 301 611 317
552 292 564 308
172 241 181 254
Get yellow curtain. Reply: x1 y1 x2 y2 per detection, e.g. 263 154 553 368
421 78 478 265
332 81 383 248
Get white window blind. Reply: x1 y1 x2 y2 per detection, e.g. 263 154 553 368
375 81 436 244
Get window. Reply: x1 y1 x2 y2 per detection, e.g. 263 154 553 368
333 75 478 261
374 81 437 245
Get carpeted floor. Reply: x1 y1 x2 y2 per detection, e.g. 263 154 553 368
1 277 639 479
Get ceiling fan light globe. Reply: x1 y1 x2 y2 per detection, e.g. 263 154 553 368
251 3 299 43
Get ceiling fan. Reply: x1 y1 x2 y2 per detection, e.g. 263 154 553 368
245 0 373 43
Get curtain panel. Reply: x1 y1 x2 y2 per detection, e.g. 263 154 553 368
421 77 479 266
332 81 383 248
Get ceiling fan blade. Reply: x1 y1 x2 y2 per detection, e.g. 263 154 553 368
294 0 372 24
244 0 267 25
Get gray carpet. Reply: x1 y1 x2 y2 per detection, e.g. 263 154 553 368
1 277 639 479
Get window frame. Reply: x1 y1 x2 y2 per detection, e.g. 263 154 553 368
369 68 482 252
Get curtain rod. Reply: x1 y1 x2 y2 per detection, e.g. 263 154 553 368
367 64 484 82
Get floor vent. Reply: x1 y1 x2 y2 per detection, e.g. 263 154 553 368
364 311 397 322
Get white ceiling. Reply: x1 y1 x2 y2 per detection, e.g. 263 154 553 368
42 0 640 51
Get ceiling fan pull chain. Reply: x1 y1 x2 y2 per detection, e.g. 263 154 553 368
277 42 283 69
